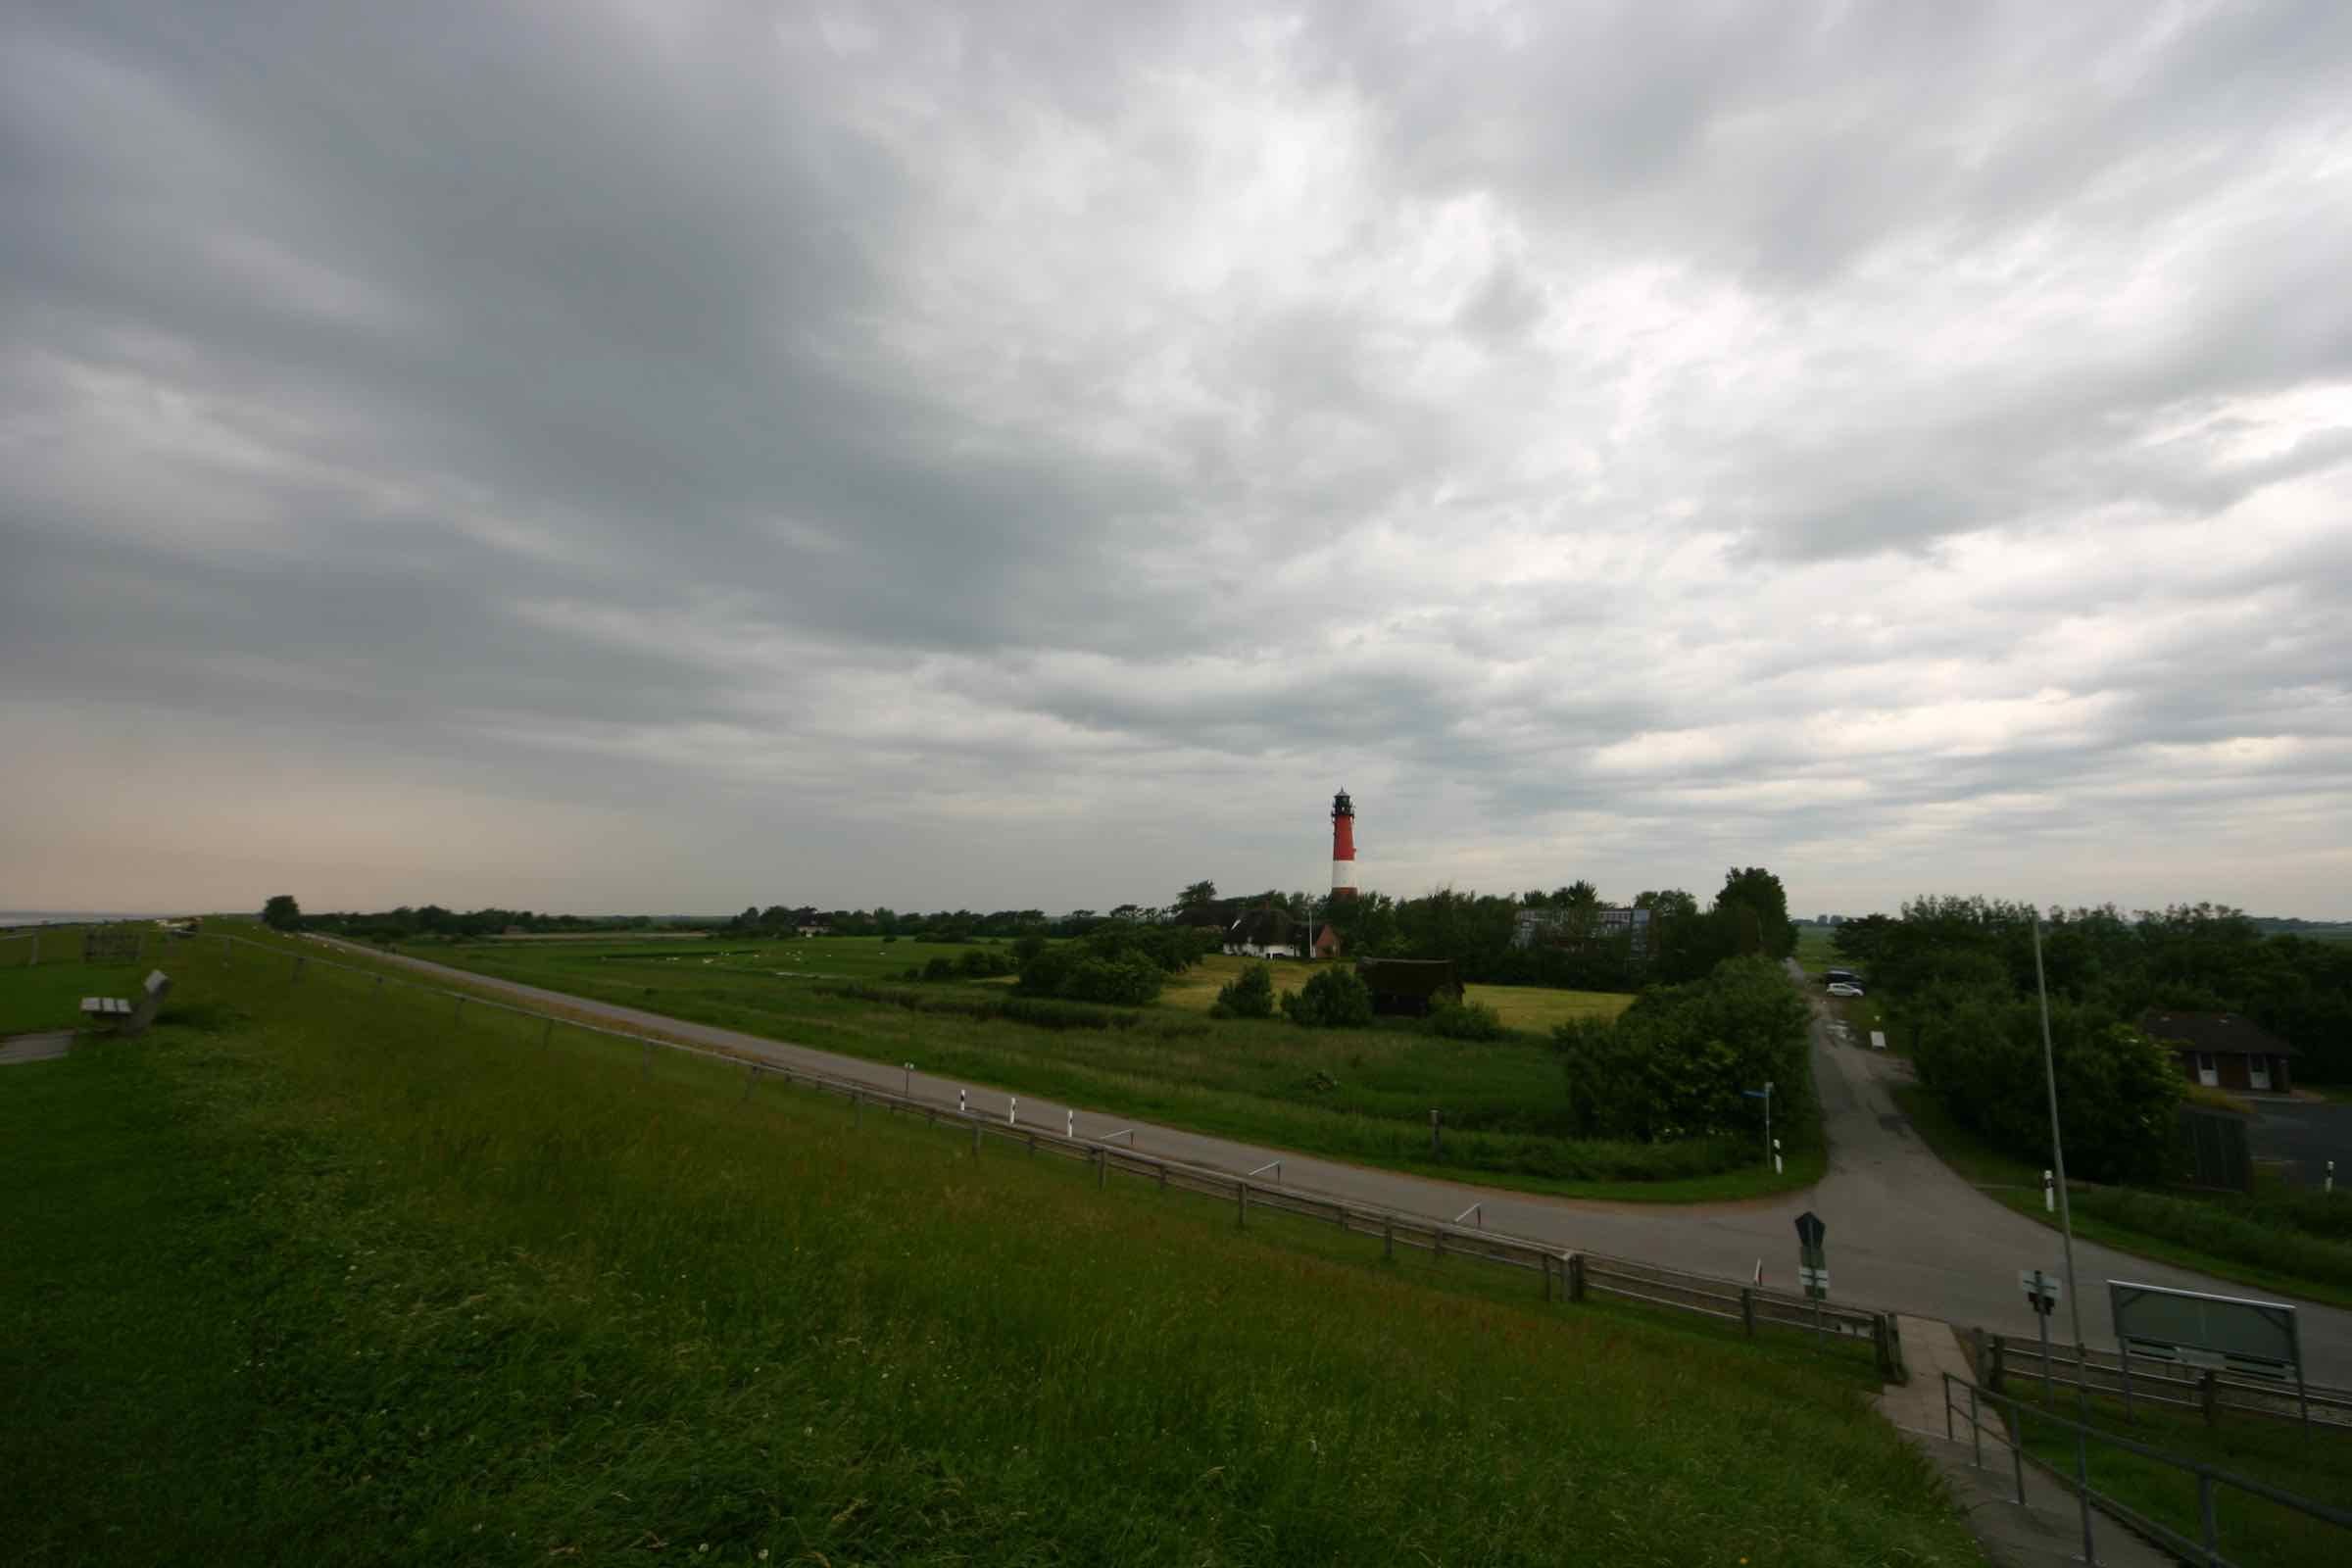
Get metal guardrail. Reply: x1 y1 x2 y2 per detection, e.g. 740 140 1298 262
207 930 1905 1374
1941 1371 2352 1567
1984 1333 2352 1430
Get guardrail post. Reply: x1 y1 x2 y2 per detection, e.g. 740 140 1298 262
1156 1160 1166 1193
1095 1149 1105 1189
1434 1229 1445 1264
1236 1181 1246 1229
1872 1313 1891 1380
1740 1287 1755 1338
1543 1253 1552 1303
1567 1252 1586 1303
1382 1216 1393 1260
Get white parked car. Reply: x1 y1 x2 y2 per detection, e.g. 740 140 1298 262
1826 981 1865 998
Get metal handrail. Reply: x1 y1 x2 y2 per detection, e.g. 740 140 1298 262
1939 1371 2352 1567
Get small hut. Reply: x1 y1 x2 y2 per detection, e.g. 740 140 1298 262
1355 958 1464 1016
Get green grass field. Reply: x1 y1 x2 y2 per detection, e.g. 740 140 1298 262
0 940 1979 1566
1160 953 1635 1032
1889 1085 2352 1309
318 933 1819 1201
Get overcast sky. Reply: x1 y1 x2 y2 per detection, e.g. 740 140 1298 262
5 2 2349 920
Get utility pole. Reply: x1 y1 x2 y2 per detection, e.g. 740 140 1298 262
2034 912 2089 1415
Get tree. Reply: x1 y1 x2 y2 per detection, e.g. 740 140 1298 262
261 895 302 932
1282 966 1374 1028
1552 956 1811 1141
1175 881 1219 915
1712 866 1795 960
1211 963 1276 1019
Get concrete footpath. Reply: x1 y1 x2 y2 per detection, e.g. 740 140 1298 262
1877 1316 2173 1568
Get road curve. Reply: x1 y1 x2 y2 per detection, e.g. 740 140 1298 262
304 935 2352 1382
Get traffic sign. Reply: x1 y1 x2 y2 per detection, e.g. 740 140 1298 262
1794 1211 1826 1250
1799 1265 1830 1293
2020 1268 2062 1315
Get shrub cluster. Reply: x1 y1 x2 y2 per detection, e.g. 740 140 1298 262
1551 956 1809 1142
1426 1000 1508 1041
1016 925 1214 1006
1281 967 1374 1028
2069 1186 2352 1289
903 949 1017 983
1210 963 1276 1020
1908 989 2182 1184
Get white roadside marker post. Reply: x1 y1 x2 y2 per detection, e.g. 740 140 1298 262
1008 1096 1017 1126
2043 1170 2055 1213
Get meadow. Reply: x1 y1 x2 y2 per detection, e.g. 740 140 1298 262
0 940 1976 1566
359 932 1819 1200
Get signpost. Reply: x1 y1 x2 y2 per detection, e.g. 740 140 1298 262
1742 1082 1774 1169
1794 1210 1828 1341
2108 1280 2306 1428
2020 1267 2063 1398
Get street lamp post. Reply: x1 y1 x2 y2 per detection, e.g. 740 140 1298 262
2034 912 2089 1415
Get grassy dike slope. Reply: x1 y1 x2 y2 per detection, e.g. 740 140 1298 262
0 955 1977 1566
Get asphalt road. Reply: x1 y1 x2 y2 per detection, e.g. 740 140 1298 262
306 936 2352 1383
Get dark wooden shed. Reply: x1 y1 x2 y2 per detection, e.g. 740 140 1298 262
1355 958 1464 1016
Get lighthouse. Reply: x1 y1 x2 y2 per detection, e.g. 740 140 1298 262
1330 789 1358 899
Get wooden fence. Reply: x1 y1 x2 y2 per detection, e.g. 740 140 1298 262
1983 1332 2352 1429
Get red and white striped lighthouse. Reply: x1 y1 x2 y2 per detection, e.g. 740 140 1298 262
1330 789 1357 899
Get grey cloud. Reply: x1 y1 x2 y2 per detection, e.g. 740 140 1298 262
2 0 2348 916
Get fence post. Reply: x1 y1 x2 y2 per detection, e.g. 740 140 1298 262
1740 1287 1756 1338
1095 1149 1105 1190
2073 1430 2096 1564
1434 1229 1445 1264
1157 1160 1166 1193
1543 1253 1553 1303
1872 1314 1892 1380
1383 1216 1393 1260
1567 1252 1586 1302
1987 1334 2005 1393
1237 1181 1247 1229
2199 1368 2217 1427
455 996 466 1023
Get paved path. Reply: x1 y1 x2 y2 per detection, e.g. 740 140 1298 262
0 1031 74 1066
304 936 2352 1382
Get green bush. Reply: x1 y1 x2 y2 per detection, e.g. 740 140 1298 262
1552 956 1809 1142
1282 967 1374 1028
1211 963 1276 1019
1908 988 2182 1184
1427 1000 1507 1041
923 956 956 981
1016 930 1186 1005
2069 1187 2352 1289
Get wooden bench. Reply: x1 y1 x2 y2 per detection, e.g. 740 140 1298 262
80 970 172 1036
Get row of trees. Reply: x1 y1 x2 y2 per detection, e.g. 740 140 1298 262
274 899 672 942
1838 898 2351 1084
1838 896 2352 1184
